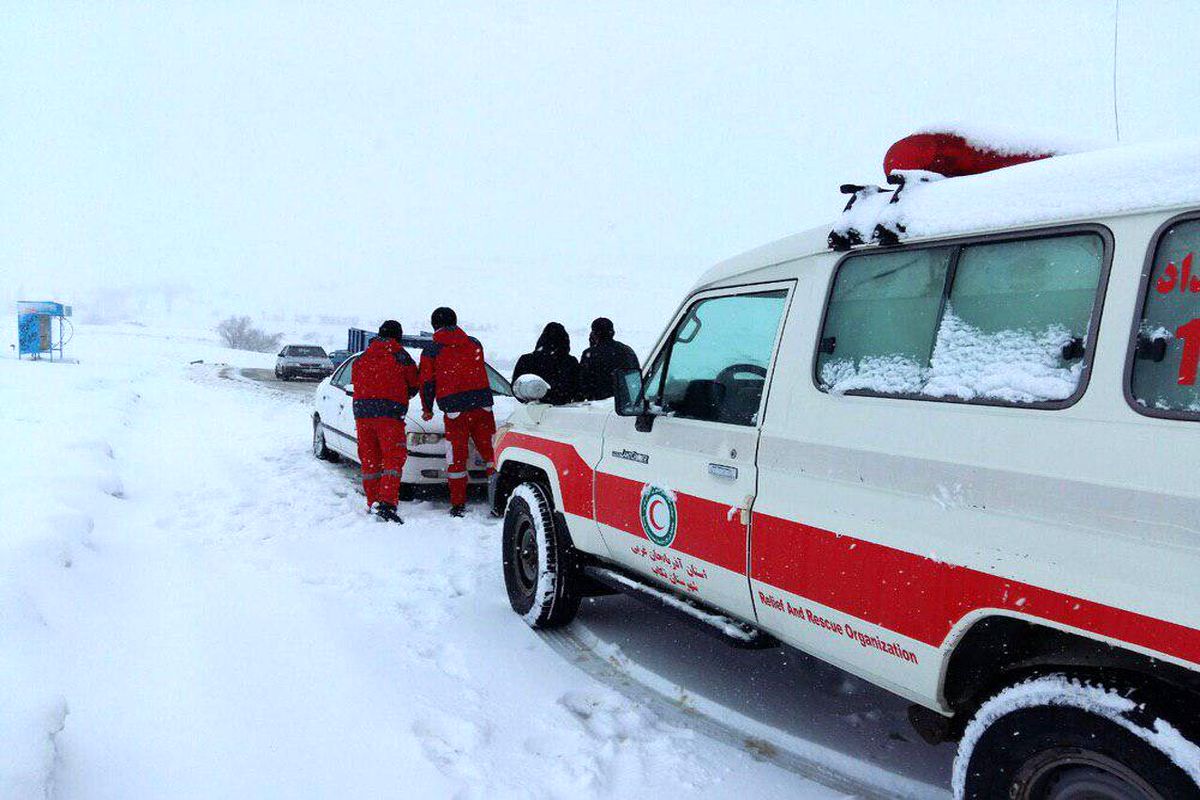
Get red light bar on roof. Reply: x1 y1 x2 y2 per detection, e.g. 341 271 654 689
883 132 1054 179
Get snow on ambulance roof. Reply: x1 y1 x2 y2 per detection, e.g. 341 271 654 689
911 122 1099 159
880 136 1200 240
696 137 1200 291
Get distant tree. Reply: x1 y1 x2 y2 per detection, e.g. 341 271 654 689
216 315 283 352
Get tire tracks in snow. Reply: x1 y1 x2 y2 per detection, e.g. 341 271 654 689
540 625 951 800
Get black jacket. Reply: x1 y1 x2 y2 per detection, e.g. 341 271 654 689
578 337 639 401
512 323 579 405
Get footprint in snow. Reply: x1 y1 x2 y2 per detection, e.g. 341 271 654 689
411 716 490 783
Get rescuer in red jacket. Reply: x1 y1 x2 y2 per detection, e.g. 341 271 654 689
353 320 420 523
419 307 496 517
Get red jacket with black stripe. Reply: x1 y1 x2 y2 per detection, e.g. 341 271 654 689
418 326 493 414
351 338 420 420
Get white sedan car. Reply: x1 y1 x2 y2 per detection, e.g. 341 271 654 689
311 348 518 495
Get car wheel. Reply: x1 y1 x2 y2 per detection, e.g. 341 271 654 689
502 481 580 628
954 675 1200 800
312 417 340 462
398 483 415 502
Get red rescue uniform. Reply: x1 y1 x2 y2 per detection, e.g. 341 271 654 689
418 326 496 506
353 337 420 509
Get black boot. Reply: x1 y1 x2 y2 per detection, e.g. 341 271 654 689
376 502 404 524
449 504 466 518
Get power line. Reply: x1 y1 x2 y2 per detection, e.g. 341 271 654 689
1112 0 1121 142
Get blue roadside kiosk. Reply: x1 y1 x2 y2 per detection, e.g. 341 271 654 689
17 300 72 360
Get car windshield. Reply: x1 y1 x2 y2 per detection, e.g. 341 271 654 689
290 346 327 357
486 364 513 397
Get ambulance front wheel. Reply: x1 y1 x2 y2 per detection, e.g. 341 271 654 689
502 481 580 629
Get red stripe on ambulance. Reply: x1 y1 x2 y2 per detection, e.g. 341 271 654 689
752 514 1200 663
498 433 1200 667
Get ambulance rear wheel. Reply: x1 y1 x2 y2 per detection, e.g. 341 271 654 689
955 676 1200 800
502 481 580 629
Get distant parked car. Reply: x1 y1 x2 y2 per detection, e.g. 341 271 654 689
311 343 517 494
328 349 354 367
275 345 334 381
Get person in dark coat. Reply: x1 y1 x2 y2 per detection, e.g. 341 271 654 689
577 317 639 401
512 322 579 405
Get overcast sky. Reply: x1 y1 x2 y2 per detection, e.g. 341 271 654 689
3 1 1198 334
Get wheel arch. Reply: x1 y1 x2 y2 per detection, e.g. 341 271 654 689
493 448 563 516
941 613 1200 724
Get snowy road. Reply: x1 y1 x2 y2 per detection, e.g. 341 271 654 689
225 366 324 398
1 324 954 799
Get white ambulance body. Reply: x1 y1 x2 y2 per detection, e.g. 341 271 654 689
493 136 1200 798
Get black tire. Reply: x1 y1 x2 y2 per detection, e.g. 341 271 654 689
398 483 415 502
955 675 1200 800
312 417 340 462
502 482 580 628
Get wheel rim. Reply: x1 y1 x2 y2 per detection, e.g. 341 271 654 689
1016 748 1164 800
515 518 538 594
312 424 324 456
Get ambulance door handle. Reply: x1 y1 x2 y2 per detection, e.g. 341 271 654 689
708 463 738 480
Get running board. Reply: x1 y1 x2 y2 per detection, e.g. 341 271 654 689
582 565 778 650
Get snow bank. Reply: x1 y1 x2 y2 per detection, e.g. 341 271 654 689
0 363 130 798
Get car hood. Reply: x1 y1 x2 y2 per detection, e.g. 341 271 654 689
404 394 519 434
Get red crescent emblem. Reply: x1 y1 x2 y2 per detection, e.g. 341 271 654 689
647 498 665 530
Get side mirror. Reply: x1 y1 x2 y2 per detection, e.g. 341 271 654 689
614 369 657 432
344 383 354 396
513 374 551 402
613 368 644 416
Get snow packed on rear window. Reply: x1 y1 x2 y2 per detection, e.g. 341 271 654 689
817 232 1103 405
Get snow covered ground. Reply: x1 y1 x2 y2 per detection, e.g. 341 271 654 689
0 324 953 799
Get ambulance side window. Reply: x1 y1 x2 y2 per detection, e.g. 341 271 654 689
1128 217 1200 419
816 247 953 395
651 290 788 426
816 230 1107 407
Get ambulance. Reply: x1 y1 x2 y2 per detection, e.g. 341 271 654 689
492 132 1200 799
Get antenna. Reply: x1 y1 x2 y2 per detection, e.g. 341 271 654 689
1112 0 1121 142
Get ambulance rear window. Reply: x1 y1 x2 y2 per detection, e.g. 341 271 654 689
1128 216 1200 419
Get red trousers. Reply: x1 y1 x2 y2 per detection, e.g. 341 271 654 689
444 407 496 506
355 417 407 508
